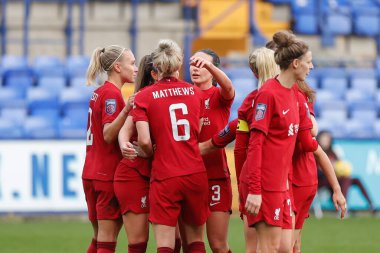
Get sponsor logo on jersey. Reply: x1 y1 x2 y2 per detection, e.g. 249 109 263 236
274 208 281 220
288 123 299 136
141 195 147 208
255 103 267 121
105 99 116 115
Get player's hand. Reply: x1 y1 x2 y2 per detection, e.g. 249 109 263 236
124 94 135 113
121 141 138 160
132 141 151 158
190 56 212 69
245 194 262 216
332 189 347 219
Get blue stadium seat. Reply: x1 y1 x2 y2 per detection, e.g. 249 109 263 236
23 116 57 139
345 119 374 139
314 67 346 79
26 87 60 110
324 12 352 35
306 76 318 89
60 87 91 111
345 89 375 110
0 108 27 125
0 117 24 139
354 13 380 36
347 68 376 80
3 68 35 96
30 108 60 122
314 99 346 117
374 120 380 138
350 105 377 121
58 116 87 139
33 56 66 78
0 87 26 109
315 89 338 102
224 67 253 79
65 55 90 78
1 55 28 71
320 77 348 99
291 0 317 14
350 77 377 93
317 118 346 138
69 77 87 87
38 76 66 95
293 14 319 34
318 107 347 121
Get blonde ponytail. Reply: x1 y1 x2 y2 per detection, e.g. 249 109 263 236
249 47 280 89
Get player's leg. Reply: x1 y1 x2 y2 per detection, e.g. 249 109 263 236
95 180 122 253
174 224 183 253
256 222 282 253
123 212 149 253
293 229 302 253
243 215 258 253
182 172 210 253
206 212 231 253
279 194 294 253
153 224 176 252
83 179 99 253
207 179 233 253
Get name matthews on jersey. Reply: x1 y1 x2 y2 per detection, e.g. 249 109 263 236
152 87 195 99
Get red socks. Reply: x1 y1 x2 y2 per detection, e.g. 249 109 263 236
86 238 97 253
228 250 232 253
97 241 116 253
157 247 174 253
188 242 206 253
128 242 148 253
174 238 182 253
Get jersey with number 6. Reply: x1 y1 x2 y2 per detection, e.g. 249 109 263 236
82 81 125 181
132 77 206 181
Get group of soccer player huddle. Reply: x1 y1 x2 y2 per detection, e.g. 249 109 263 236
81 30 347 253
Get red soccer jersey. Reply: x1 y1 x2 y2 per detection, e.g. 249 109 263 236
199 86 233 179
82 81 125 181
236 90 258 184
133 77 206 181
292 89 317 186
114 132 152 181
247 78 300 192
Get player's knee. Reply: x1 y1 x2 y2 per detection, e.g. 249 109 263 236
208 240 229 253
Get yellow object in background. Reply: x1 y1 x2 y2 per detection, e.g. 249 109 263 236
121 83 134 103
334 160 353 177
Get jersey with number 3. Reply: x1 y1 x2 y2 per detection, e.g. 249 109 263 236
133 77 206 181
82 81 125 181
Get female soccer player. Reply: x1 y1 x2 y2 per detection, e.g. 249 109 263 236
244 31 318 253
190 49 235 253
133 39 209 253
235 47 280 253
82 45 137 253
114 54 156 253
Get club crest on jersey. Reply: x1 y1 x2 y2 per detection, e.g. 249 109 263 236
255 104 267 121
205 98 210 109
105 99 116 115
218 124 230 137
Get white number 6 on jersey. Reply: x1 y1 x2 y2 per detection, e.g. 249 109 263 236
169 103 190 141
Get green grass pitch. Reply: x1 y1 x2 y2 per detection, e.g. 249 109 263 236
0 215 379 253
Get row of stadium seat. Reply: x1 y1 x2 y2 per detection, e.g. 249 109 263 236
267 0 380 36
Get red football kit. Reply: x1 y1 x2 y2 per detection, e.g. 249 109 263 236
133 77 209 226
245 78 300 227
292 88 318 229
199 86 233 179
82 81 125 221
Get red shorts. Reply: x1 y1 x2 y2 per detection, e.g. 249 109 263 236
83 179 121 222
208 178 232 213
114 168 150 215
149 172 210 227
293 184 317 229
245 189 287 228
238 181 249 218
282 190 293 229
288 183 297 214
